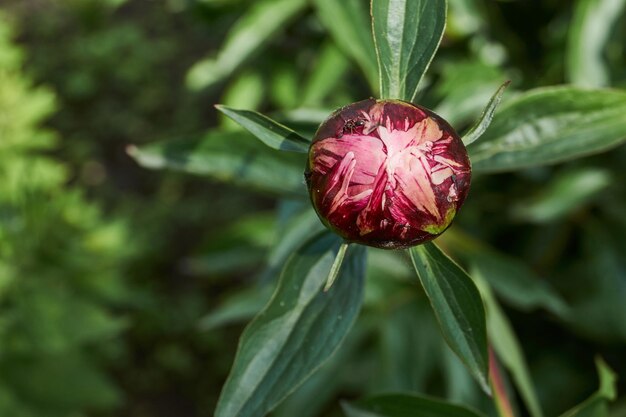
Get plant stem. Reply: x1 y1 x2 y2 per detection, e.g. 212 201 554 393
324 242 350 292
490 347 516 417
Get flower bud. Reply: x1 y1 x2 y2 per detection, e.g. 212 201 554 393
305 99 471 249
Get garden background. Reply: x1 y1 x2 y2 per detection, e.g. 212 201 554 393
0 0 625 416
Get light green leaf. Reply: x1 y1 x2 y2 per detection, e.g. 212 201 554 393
434 59 507 127
198 285 273 331
220 72 265 130
301 42 351 107
270 64 300 110
567 0 626 88
462 81 510 146
342 393 487 417
559 358 617 417
127 130 307 197
446 0 486 38
468 87 626 172
215 105 310 153
512 168 611 223
471 267 544 417
186 0 307 90
371 0 447 102
215 232 366 417
313 0 379 92
408 243 490 394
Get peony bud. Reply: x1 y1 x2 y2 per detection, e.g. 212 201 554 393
305 99 471 249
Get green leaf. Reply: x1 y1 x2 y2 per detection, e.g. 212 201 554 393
371 0 447 102
439 230 569 318
313 0 379 92
215 232 367 417
0 353 122 410
220 72 266 130
512 168 611 223
442 346 481 405
468 87 626 173
470 267 544 417
559 358 617 417
127 130 307 197
198 285 273 331
324 242 350 291
566 0 626 88
376 297 444 393
408 243 490 394
301 42 351 107
262 207 325 282
446 0 486 37
186 0 307 90
469 251 569 318
342 393 487 417
564 220 626 342
462 81 510 146
270 64 300 109
434 59 507 127
273 321 369 417
215 105 310 153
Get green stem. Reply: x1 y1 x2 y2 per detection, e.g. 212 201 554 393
324 242 350 292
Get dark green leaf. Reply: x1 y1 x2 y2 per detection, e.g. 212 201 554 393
273 321 370 417
408 243 490 394
215 105 310 153
342 393 487 417
127 130 307 197
470 251 569 318
371 0 447 102
566 0 626 88
313 0 379 92
186 0 307 90
376 297 444 393
0 353 121 410
559 358 616 417
215 232 366 417
462 81 510 146
440 230 569 318
564 220 626 342
468 87 626 172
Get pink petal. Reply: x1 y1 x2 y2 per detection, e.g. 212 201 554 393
310 134 385 186
356 163 389 235
392 152 440 220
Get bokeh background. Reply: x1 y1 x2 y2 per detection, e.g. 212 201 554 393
0 0 625 416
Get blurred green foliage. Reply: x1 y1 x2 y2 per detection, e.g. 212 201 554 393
0 12 128 415
0 0 625 416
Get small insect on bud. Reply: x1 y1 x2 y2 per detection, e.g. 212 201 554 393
305 99 471 249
